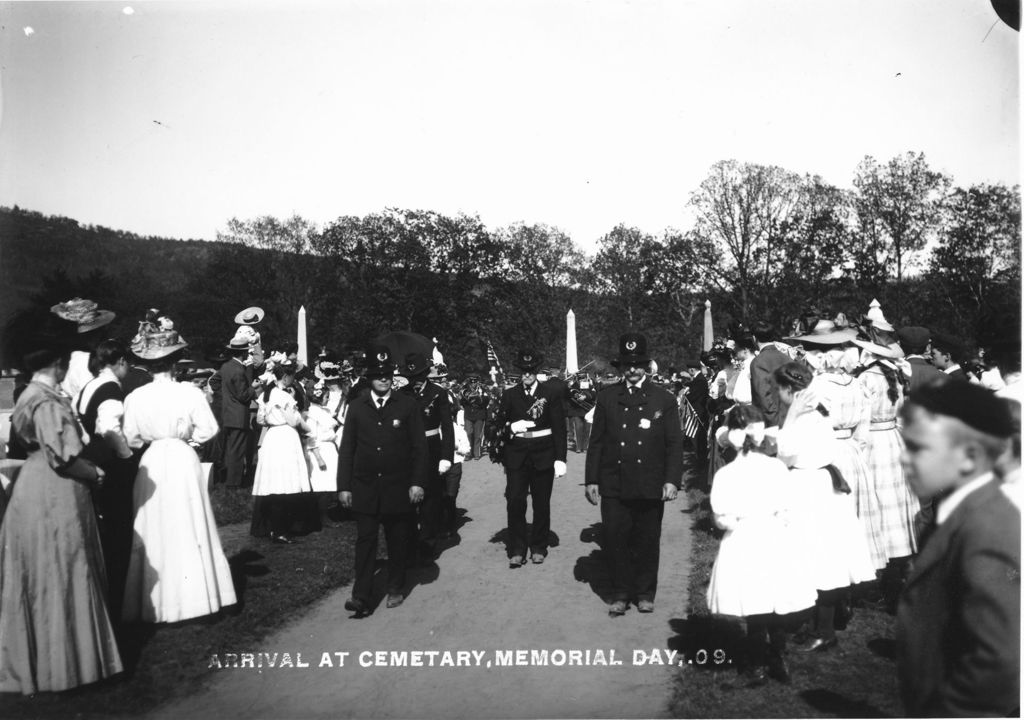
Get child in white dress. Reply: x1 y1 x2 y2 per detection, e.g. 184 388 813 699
707 404 816 684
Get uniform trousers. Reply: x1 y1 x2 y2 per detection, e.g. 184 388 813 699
353 510 411 602
222 428 250 487
464 418 485 459
601 496 664 602
569 416 590 453
505 459 554 558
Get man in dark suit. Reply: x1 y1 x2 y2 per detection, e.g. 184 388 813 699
338 346 428 616
585 333 684 616
400 352 454 564
897 381 1020 716
896 326 947 397
460 374 490 460
929 332 968 381
220 335 260 488
497 349 567 567
748 321 791 428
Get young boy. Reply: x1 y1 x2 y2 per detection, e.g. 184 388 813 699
896 380 1020 717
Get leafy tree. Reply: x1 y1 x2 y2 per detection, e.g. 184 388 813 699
216 214 317 254
851 152 950 299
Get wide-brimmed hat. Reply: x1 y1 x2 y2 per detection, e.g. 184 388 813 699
318 360 343 381
611 332 650 368
853 338 901 360
786 319 857 346
131 315 188 361
226 325 259 350
364 344 396 378
234 306 265 325
50 297 116 334
513 349 544 372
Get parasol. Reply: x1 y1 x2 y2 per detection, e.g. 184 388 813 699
375 331 435 363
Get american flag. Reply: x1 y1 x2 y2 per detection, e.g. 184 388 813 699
485 338 504 379
679 393 703 439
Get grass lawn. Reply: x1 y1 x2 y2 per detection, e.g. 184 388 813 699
0 487 357 719
669 487 904 718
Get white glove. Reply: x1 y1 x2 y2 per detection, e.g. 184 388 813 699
554 460 567 478
510 419 535 435
438 459 452 474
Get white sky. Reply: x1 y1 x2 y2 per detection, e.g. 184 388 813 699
0 0 1018 252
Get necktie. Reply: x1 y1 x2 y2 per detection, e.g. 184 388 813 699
628 386 636 395
377 397 385 409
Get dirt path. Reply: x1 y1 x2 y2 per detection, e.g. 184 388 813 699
151 453 693 719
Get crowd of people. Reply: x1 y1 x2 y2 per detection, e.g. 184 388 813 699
0 296 1018 717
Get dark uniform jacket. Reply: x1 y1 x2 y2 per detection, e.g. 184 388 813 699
403 380 454 470
585 380 684 499
904 356 946 396
498 382 567 471
219 358 257 429
337 390 429 515
896 478 1020 717
461 385 490 422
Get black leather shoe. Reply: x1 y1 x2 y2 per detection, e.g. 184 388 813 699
767 656 791 683
509 555 525 568
344 598 371 617
608 600 628 617
801 636 838 653
386 594 404 609
636 599 654 613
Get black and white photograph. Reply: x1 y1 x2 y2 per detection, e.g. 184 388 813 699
0 1 1019 717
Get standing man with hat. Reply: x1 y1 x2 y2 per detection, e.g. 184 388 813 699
338 346 428 616
585 333 683 616
896 326 946 397
220 330 262 488
928 332 968 381
400 352 454 564
497 349 567 567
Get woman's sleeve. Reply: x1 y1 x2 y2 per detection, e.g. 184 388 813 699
852 381 872 453
96 398 133 459
122 394 145 449
34 400 85 470
281 395 303 428
190 387 219 444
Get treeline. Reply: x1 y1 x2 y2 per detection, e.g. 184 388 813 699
1 151 1019 374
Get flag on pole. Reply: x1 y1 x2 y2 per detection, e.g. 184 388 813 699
680 393 703 439
485 338 504 382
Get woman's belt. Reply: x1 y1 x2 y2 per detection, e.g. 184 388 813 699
425 428 441 438
870 419 897 431
517 429 552 439
833 428 854 440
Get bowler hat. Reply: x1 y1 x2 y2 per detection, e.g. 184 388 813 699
513 349 544 372
611 332 650 368
364 345 396 377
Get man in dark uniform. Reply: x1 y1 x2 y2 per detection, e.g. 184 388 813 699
338 346 428 616
497 349 567 567
567 375 596 453
220 335 260 488
897 326 947 397
400 352 454 564
460 373 490 460
585 333 683 617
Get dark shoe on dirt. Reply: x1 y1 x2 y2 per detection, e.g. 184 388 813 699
509 555 525 568
608 600 628 617
344 598 371 618
800 636 838 653
386 594 404 609
636 600 654 613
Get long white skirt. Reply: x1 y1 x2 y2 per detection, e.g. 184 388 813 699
306 441 338 493
253 425 311 496
124 438 237 623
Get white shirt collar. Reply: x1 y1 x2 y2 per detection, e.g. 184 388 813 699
628 376 646 391
523 381 537 395
936 472 994 525
371 390 391 405
943 364 963 375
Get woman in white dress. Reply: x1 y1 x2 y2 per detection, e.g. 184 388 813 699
774 362 876 653
252 363 313 544
305 382 340 526
122 321 236 624
707 404 816 684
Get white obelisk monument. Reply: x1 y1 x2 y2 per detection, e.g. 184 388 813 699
566 308 579 375
297 305 308 368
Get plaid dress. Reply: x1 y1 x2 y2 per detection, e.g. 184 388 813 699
858 367 918 568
